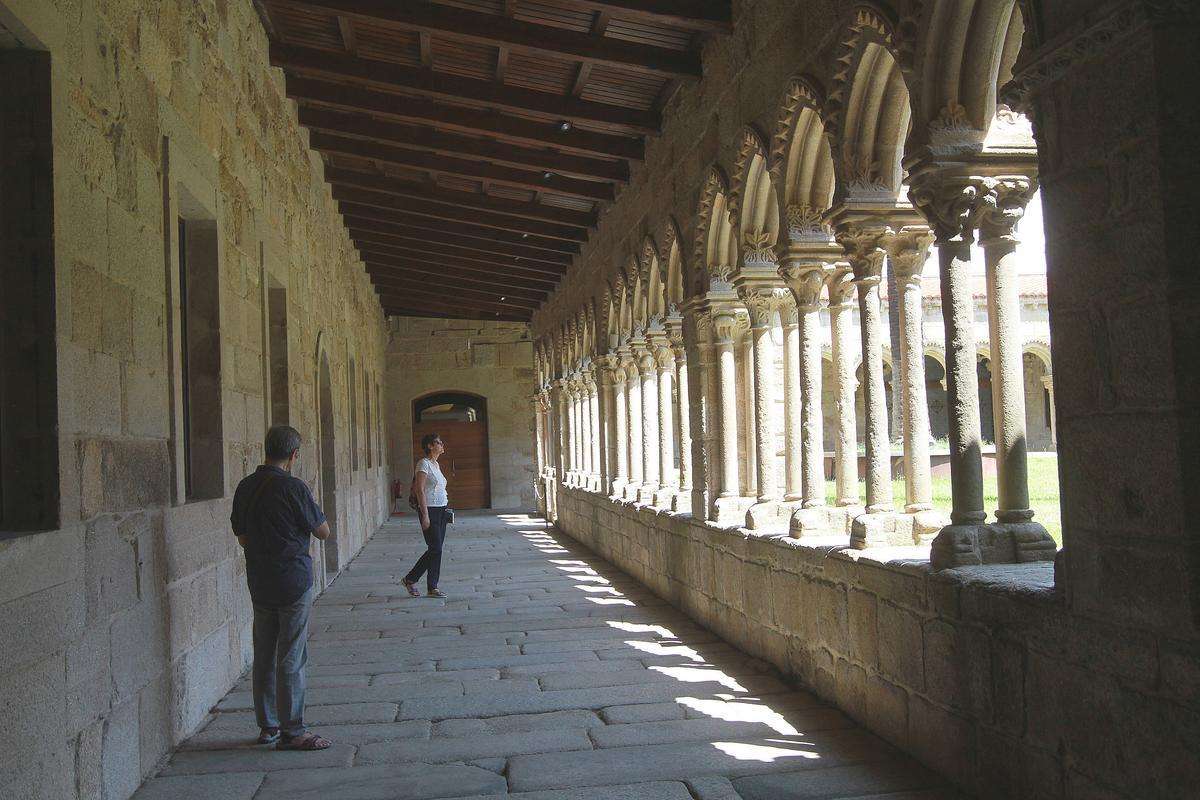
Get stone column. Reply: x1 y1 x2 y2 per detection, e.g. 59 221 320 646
609 355 629 495
638 341 661 502
571 378 584 486
689 307 716 518
578 373 591 485
655 339 676 506
623 345 643 498
597 364 612 492
672 334 693 511
740 287 789 528
1040 374 1056 448
908 169 1052 567
589 369 602 490
840 226 894 519
778 299 803 503
781 258 830 535
881 226 940 531
827 266 860 508
712 310 740 501
978 177 1046 530
555 379 571 486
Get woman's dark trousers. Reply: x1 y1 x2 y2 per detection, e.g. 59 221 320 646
405 505 448 589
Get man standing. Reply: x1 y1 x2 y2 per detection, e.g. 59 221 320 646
231 425 332 750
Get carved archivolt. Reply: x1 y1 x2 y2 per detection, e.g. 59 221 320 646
825 3 899 142
769 76 827 184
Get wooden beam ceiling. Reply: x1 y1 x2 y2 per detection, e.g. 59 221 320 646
271 44 661 134
268 0 702 80
256 0 731 321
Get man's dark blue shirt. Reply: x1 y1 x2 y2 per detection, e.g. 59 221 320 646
231 465 326 607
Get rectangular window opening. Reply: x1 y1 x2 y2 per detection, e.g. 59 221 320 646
267 282 289 427
178 214 224 501
0 47 58 534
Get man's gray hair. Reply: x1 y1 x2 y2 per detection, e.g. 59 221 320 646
265 425 302 460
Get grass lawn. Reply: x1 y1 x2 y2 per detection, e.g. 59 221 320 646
825 452 1062 546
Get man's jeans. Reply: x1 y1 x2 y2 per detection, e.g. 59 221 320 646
252 586 312 737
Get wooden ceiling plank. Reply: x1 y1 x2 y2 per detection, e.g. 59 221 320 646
357 247 563 284
311 130 614 202
369 270 546 302
325 167 598 227
336 15 358 53
288 77 643 160
270 43 660 134
340 207 578 259
333 185 587 243
380 294 527 321
348 225 571 270
554 0 732 33
299 107 629 182
373 280 539 310
376 288 536 315
269 0 701 80
369 265 548 297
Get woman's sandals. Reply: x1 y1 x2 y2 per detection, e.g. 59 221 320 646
402 578 420 597
427 588 447 598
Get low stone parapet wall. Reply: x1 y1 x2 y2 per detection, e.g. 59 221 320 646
550 485 1199 800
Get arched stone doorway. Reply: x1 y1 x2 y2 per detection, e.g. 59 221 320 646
317 350 340 579
412 392 491 509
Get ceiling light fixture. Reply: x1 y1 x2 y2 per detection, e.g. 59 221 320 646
543 171 554 180
500 296 507 301
521 233 529 238
558 121 572 132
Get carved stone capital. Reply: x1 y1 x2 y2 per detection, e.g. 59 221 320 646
837 225 889 284
712 310 738 344
779 263 827 312
880 225 935 284
785 204 833 242
738 286 791 328
824 262 857 308
974 176 1037 244
908 172 988 243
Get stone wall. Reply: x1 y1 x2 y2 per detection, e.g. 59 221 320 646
385 317 537 510
0 1 389 798
551 485 1199 799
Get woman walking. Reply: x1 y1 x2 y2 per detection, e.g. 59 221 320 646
403 432 449 598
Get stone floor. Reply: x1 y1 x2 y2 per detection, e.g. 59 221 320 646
131 511 968 800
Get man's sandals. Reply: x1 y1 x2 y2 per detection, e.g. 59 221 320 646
276 732 332 751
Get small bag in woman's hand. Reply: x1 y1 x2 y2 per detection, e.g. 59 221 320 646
446 508 455 524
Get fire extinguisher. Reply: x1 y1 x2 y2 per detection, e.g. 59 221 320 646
392 480 404 499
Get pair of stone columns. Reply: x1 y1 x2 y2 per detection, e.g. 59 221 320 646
908 168 1055 567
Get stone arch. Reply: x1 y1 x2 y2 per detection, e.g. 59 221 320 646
314 332 339 583
658 217 685 309
826 3 914 200
730 126 781 256
772 76 839 239
1022 340 1054 451
628 254 648 328
642 237 666 319
1023 339 1052 373
914 0 1031 152
692 166 738 293
582 303 597 359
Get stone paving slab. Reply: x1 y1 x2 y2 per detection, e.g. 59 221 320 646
253 764 506 800
130 773 265 800
132 513 970 799
437 782 696 800
357 727 594 765
506 729 901 791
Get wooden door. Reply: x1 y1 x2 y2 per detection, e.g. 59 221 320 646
412 420 491 509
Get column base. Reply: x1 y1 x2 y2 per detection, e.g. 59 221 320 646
746 499 794 531
671 492 693 514
637 484 659 505
850 512 902 549
790 505 844 538
929 521 1057 569
654 486 678 509
609 479 628 498
713 495 755 527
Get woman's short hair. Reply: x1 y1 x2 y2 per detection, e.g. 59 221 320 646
421 432 440 454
